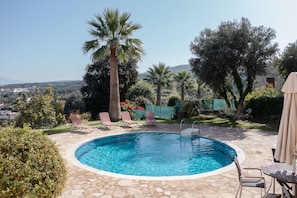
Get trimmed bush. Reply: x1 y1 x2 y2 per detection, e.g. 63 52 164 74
0 127 67 198
245 96 283 119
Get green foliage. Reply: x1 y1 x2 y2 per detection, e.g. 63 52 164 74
125 80 156 104
82 8 145 64
134 96 153 108
144 63 173 105
244 85 282 119
120 100 143 119
245 85 280 102
167 95 181 107
182 101 202 117
81 58 139 119
196 77 213 99
245 96 283 119
0 127 67 198
80 112 91 121
83 9 145 121
0 81 85 118
15 87 66 129
277 40 297 78
190 17 278 113
173 71 195 101
63 91 85 116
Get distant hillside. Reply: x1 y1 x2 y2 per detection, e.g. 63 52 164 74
0 77 21 85
139 64 191 79
0 80 83 91
169 64 191 73
1 64 192 86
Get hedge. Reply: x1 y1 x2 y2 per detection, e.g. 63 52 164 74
0 127 67 198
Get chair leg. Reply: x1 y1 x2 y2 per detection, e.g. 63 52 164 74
239 187 242 198
236 185 242 198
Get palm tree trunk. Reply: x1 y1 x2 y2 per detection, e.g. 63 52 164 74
157 85 161 105
181 85 185 101
109 46 121 121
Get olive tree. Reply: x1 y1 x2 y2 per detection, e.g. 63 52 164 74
277 40 297 79
190 17 278 113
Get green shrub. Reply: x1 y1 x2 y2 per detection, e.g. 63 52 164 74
16 87 66 129
134 96 153 108
245 96 283 119
0 127 67 198
183 101 202 117
126 80 156 104
243 85 282 119
167 95 181 107
245 84 280 102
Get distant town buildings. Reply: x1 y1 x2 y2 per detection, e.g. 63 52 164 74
0 87 29 93
0 110 18 121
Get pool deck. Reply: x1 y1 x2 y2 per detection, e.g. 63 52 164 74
49 123 282 198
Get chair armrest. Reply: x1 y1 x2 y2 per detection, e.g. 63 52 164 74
243 167 262 171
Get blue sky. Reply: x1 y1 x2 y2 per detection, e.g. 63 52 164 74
1 0 297 83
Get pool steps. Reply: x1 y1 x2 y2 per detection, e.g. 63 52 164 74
179 119 201 137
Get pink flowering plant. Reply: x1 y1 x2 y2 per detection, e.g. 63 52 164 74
120 100 144 119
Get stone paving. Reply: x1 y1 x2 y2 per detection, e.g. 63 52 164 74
49 123 283 198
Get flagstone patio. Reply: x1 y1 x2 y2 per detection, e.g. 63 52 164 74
49 123 282 198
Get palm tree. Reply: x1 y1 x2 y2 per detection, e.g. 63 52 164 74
144 63 173 105
196 77 212 99
174 71 194 101
83 9 145 121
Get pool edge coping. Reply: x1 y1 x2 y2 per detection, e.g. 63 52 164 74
65 131 245 181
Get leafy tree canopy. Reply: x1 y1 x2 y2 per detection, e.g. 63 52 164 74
16 87 65 129
277 40 297 79
190 17 278 113
126 80 156 104
81 58 138 119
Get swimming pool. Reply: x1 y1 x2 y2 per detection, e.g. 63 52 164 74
75 132 237 177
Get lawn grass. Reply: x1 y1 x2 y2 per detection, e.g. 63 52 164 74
43 113 280 135
158 114 280 132
43 121 101 135
43 125 72 135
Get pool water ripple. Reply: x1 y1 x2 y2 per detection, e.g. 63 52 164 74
75 132 237 177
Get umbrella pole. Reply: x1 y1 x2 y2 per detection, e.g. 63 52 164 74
293 149 297 197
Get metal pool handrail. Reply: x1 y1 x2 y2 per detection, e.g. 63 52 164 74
180 119 201 135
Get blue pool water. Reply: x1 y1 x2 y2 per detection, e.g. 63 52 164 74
75 132 237 177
